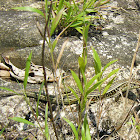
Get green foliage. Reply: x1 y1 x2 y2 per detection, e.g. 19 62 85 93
128 116 140 134
102 77 115 95
56 0 103 34
45 103 50 140
92 47 119 91
12 7 45 17
83 24 90 46
68 46 118 139
9 117 34 125
63 114 91 140
0 127 5 136
70 47 118 103
12 0 110 36
24 52 32 90
81 114 91 140
50 8 64 36
68 86 80 102
63 117 79 140
0 87 18 95
71 70 83 94
92 47 101 78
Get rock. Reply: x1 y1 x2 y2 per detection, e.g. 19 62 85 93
0 70 10 77
0 0 140 69
1 56 65 83
0 63 10 70
0 11 44 50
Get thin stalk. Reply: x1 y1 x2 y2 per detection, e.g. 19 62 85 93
41 2 59 139
125 32 140 105
42 23 59 140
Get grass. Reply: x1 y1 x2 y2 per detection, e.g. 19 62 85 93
0 0 140 139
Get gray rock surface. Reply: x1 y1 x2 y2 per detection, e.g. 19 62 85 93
0 0 140 69
0 11 44 50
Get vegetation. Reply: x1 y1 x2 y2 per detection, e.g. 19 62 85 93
0 0 139 139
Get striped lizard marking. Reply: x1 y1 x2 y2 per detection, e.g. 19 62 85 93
62 79 140 104
0 79 139 105
89 79 140 103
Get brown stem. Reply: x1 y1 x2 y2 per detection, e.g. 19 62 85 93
41 2 59 139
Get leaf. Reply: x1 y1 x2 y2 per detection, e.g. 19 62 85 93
83 24 90 46
0 87 18 95
24 52 32 90
78 56 87 85
12 7 45 17
52 39 58 51
9 117 34 125
106 68 119 78
70 21 83 27
45 103 50 139
75 27 83 34
68 86 80 102
71 70 83 94
78 56 86 73
84 72 102 93
0 127 5 135
82 47 87 66
36 81 44 118
82 114 91 140
102 59 118 72
50 8 64 36
102 77 116 95
45 0 48 19
86 78 105 96
58 0 64 12
92 47 101 76
84 114 91 140
81 125 86 140
63 118 78 140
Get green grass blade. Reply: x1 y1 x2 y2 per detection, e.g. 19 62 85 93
0 87 18 95
86 78 105 96
36 81 44 118
9 117 34 125
84 114 91 140
83 24 90 46
58 0 64 12
78 56 87 85
52 38 58 51
70 21 83 27
84 72 102 93
12 7 45 17
0 127 5 135
45 103 50 139
63 118 78 140
50 8 64 36
68 86 80 102
78 56 86 72
102 59 118 72
81 114 91 140
92 47 101 76
45 0 48 19
81 124 86 140
102 77 115 95
75 27 83 34
24 52 32 90
71 70 83 94
106 68 119 78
